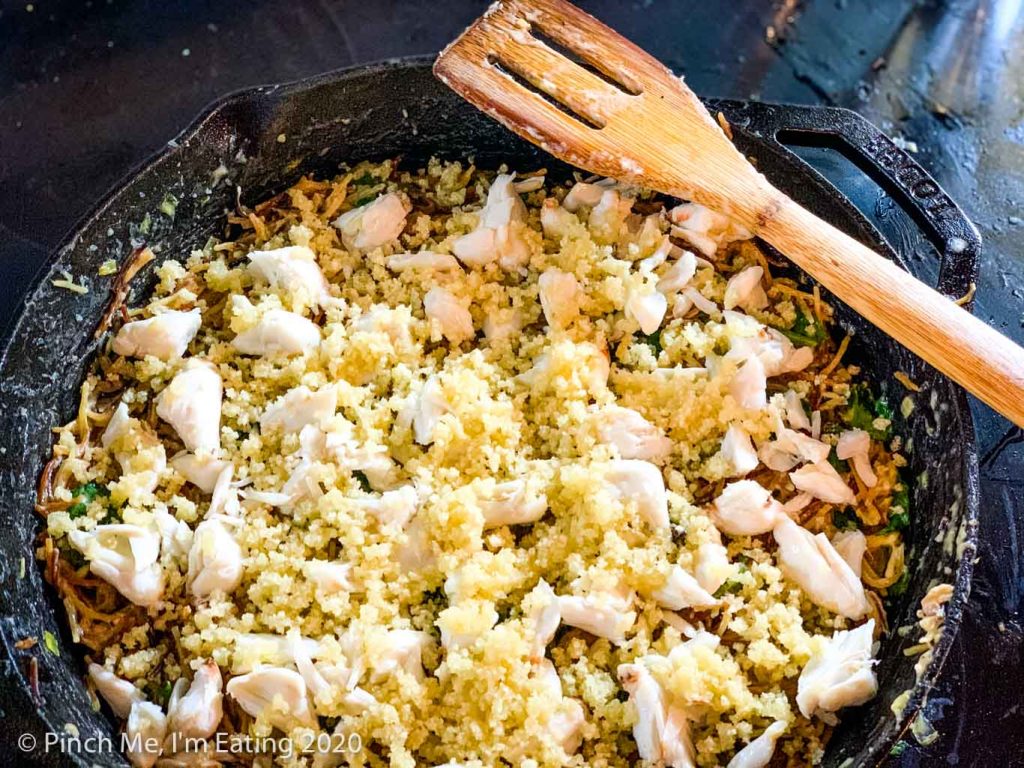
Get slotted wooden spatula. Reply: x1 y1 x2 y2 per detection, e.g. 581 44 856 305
435 0 1024 427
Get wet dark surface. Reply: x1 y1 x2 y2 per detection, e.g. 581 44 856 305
0 0 1022 765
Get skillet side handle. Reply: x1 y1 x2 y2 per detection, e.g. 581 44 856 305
726 102 981 305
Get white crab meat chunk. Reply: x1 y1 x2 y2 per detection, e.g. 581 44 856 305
303 560 353 595
831 530 867 578
248 245 330 309
125 701 167 768
726 721 788 768
724 266 768 311
170 453 229 494
617 663 695 768
540 198 579 239
452 174 530 270
69 525 163 607
694 530 733 595
593 405 672 461
436 598 498 650
773 517 869 619
226 667 316 732
187 518 243 599
626 289 668 335
355 485 419 529
562 181 606 212
789 460 856 506
717 424 759 477
156 360 222 453
333 192 410 251
424 287 474 344
656 250 698 295
605 459 669 531
712 480 785 536
206 464 241 518
731 355 767 410
759 427 831 472
797 620 878 722
836 429 878 487
369 629 431 682
394 513 435 572
479 479 548 528
232 309 321 357
112 308 202 361
386 250 461 271
101 403 167 493
784 389 812 431
556 589 636 644
668 201 750 257
533 660 586 755
412 375 450 446
538 268 582 329
167 660 223 740
525 580 562 660
260 385 337 434
88 664 144 718
726 319 814 377
588 189 633 245
650 565 719 610
482 307 524 342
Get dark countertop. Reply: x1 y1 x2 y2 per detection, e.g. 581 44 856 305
1 0 1022 765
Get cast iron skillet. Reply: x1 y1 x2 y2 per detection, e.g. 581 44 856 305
0 58 980 766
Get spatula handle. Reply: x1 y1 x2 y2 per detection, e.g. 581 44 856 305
761 197 1024 427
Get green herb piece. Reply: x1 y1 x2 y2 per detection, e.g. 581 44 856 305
714 564 747 597
99 508 123 525
67 502 87 519
98 259 117 276
638 330 663 356
71 482 109 503
832 508 859 531
43 630 60 656
777 309 827 348
889 570 911 597
882 486 911 533
842 385 892 441
890 741 908 757
63 548 87 570
138 212 152 235
159 192 178 218
351 194 375 207
352 172 376 186
154 680 174 707
352 471 372 493
828 447 847 474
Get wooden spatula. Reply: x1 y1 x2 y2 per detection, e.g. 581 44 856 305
435 0 1024 428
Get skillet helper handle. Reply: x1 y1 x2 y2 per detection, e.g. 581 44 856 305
758 197 1024 428
745 103 980 302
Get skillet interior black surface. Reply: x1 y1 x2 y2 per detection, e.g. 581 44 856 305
0 59 979 767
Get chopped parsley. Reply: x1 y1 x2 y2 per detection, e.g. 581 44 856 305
890 740 908 757
827 447 847 474
637 330 663 356
159 192 178 218
352 471 372 493
777 309 827 348
714 564 747 597
889 570 911 597
882 486 910 533
832 508 860 531
43 630 60 656
842 384 893 441
67 482 110 519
